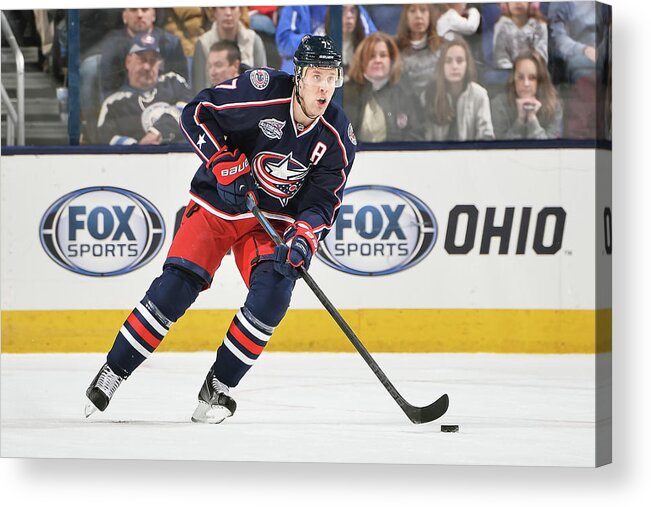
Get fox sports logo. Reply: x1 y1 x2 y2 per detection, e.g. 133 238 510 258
40 187 165 277
318 185 437 276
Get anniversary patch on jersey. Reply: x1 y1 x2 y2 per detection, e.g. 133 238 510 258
258 118 286 140
250 69 270 90
252 151 310 206
347 123 357 146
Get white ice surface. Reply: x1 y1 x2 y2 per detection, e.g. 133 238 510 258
0 352 609 467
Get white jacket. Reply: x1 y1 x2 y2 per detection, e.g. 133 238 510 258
437 7 480 41
425 82 495 141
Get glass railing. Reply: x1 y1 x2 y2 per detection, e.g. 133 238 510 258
1 2 611 148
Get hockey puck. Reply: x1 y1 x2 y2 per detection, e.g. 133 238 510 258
441 425 459 433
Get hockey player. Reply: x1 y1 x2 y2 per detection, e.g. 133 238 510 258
84 35 356 424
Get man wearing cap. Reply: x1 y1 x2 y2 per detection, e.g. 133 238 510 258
99 8 188 98
85 35 357 424
96 32 193 145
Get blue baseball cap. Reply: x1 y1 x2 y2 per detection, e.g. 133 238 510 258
128 32 160 55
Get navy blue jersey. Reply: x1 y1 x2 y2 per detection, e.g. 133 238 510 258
98 72 192 145
180 68 356 240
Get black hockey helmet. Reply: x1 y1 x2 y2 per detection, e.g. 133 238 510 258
293 35 343 88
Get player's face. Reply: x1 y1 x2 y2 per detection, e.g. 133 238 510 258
406 4 430 37
208 50 239 86
125 51 161 90
365 41 391 82
299 67 338 116
514 58 538 98
122 8 156 35
214 7 240 30
342 6 357 35
443 45 467 84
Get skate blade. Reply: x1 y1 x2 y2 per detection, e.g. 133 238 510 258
191 401 232 424
84 402 98 418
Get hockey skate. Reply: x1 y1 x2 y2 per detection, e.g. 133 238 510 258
84 363 125 417
191 368 237 424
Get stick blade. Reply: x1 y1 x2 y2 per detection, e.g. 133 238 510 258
404 394 449 424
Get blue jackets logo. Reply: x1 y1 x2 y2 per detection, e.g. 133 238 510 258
318 186 437 276
40 187 165 276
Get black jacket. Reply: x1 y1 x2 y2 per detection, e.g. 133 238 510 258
343 79 424 142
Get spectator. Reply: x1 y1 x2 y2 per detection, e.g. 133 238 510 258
248 6 278 36
193 6 266 92
548 1 599 138
345 32 423 142
99 8 188 97
548 1 597 82
32 10 53 69
363 4 404 35
325 5 374 79
80 8 185 143
247 6 281 71
493 2 548 69
436 3 480 42
161 8 208 58
96 33 192 146
395 4 443 106
275 5 376 74
207 40 242 87
491 50 563 139
424 38 494 141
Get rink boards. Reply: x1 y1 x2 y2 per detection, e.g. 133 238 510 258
0 148 611 353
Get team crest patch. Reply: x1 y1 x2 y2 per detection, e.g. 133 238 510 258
259 118 286 139
250 69 270 90
347 123 357 146
252 151 310 206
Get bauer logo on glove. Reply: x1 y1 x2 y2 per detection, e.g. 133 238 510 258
209 147 250 184
219 159 249 180
209 146 258 213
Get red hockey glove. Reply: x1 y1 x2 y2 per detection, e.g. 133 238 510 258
273 222 318 280
209 146 250 184
208 147 257 212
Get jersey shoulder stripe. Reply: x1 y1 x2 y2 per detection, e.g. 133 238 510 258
97 90 133 127
319 116 349 167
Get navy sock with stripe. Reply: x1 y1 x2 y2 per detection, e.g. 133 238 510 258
212 306 274 387
107 296 172 377
106 267 203 377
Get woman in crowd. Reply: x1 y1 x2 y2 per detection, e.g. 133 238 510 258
491 50 563 139
492 2 548 69
325 5 371 80
395 3 443 105
424 38 494 141
192 6 266 92
345 32 423 142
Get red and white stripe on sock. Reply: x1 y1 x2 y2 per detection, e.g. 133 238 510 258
223 308 274 367
118 301 170 359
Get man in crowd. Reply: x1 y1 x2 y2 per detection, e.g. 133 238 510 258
207 40 242 87
96 32 192 145
100 8 188 97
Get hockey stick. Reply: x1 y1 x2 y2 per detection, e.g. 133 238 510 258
245 193 449 424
